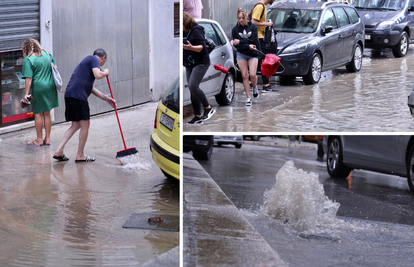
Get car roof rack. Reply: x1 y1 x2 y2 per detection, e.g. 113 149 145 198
322 0 349 8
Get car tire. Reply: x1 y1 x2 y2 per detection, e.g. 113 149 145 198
215 72 235 106
235 144 242 149
406 144 414 194
251 135 260 141
193 144 213 160
161 169 176 180
326 137 352 178
346 43 362 73
302 53 322 85
392 31 409 58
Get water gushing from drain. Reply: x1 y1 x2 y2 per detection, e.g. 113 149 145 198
263 161 341 232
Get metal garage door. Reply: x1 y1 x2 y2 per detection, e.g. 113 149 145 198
0 0 40 52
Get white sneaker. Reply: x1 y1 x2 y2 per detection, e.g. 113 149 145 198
245 98 252 106
253 88 259 98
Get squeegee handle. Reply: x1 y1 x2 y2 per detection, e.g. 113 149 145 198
107 76 127 150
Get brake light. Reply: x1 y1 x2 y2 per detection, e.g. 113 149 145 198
154 108 158 129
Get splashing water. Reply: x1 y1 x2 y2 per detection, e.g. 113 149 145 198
117 153 151 170
262 161 341 232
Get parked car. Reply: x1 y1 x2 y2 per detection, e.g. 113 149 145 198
299 135 322 143
183 18 236 106
150 78 180 180
353 0 414 57
214 135 243 148
323 135 414 194
243 135 261 141
266 1 364 84
183 135 214 160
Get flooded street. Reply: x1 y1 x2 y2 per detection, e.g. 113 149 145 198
0 103 179 266
184 48 414 132
197 140 414 266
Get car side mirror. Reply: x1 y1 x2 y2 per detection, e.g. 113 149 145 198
323 26 334 34
410 5 414 12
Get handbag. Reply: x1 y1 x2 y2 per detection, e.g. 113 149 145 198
47 51 62 91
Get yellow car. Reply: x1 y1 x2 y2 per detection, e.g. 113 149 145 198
150 78 180 179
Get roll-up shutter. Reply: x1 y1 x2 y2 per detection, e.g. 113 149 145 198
0 0 40 52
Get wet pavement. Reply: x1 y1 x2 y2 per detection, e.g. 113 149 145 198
183 48 414 132
0 103 179 266
197 138 414 267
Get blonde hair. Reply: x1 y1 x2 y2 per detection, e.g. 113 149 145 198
22 38 45 57
237 8 247 26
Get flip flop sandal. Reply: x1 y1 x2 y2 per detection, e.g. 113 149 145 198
75 155 95 163
43 140 51 146
53 155 69 161
28 141 43 146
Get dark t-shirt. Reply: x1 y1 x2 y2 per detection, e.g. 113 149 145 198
64 55 101 101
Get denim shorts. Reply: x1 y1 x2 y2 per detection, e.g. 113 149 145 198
237 52 258 61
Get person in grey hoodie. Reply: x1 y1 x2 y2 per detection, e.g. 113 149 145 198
232 8 261 106
183 11 215 124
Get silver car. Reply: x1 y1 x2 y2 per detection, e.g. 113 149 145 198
214 135 243 149
323 136 414 194
183 18 236 106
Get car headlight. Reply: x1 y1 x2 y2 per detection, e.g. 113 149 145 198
281 43 308 54
376 21 396 31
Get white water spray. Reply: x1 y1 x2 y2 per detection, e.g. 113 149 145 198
117 153 151 170
263 161 341 232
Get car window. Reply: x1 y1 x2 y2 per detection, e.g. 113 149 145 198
354 0 406 10
213 24 226 46
409 0 414 7
333 7 350 28
199 23 219 48
161 78 179 114
267 9 321 33
321 8 338 30
344 7 359 24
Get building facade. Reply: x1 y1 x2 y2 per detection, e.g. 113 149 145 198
0 0 179 132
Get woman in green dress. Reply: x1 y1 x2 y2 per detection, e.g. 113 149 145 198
21 39 59 146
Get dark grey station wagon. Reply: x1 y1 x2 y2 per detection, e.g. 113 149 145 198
267 1 365 84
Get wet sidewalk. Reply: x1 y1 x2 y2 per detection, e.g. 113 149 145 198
0 103 180 266
183 153 287 267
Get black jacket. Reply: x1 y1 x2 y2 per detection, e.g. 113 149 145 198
232 21 261 58
183 25 210 68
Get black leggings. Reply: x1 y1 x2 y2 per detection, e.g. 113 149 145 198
186 64 209 116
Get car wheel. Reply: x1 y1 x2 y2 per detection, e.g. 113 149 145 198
161 169 176 180
215 72 235 106
251 135 260 141
235 144 242 149
406 145 414 194
193 144 213 160
346 43 362 73
302 53 322 85
326 137 352 178
392 32 409 58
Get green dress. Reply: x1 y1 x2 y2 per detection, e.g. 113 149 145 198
21 50 59 114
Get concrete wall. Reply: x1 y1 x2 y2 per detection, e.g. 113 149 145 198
201 0 258 38
150 0 180 102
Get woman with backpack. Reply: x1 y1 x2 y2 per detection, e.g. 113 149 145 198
183 11 215 124
232 8 261 106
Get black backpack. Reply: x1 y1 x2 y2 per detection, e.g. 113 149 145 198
264 26 277 53
205 36 216 53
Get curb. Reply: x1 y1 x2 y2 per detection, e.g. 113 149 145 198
243 138 318 150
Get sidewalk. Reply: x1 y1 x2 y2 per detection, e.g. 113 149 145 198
183 153 288 267
243 136 318 150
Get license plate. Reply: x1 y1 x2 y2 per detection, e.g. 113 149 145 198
365 34 371 40
160 113 174 131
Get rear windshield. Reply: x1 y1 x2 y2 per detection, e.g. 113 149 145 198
161 78 180 114
267 9 321 33
354 0 406 10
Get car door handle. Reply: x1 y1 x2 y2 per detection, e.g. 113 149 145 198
221 52 226 58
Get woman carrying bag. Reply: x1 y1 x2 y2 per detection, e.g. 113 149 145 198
183 11 215 124
21 39 59 146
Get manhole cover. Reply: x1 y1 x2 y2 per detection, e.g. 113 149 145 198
122 213 179 232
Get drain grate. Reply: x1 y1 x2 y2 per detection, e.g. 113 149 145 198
122 213 179 232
